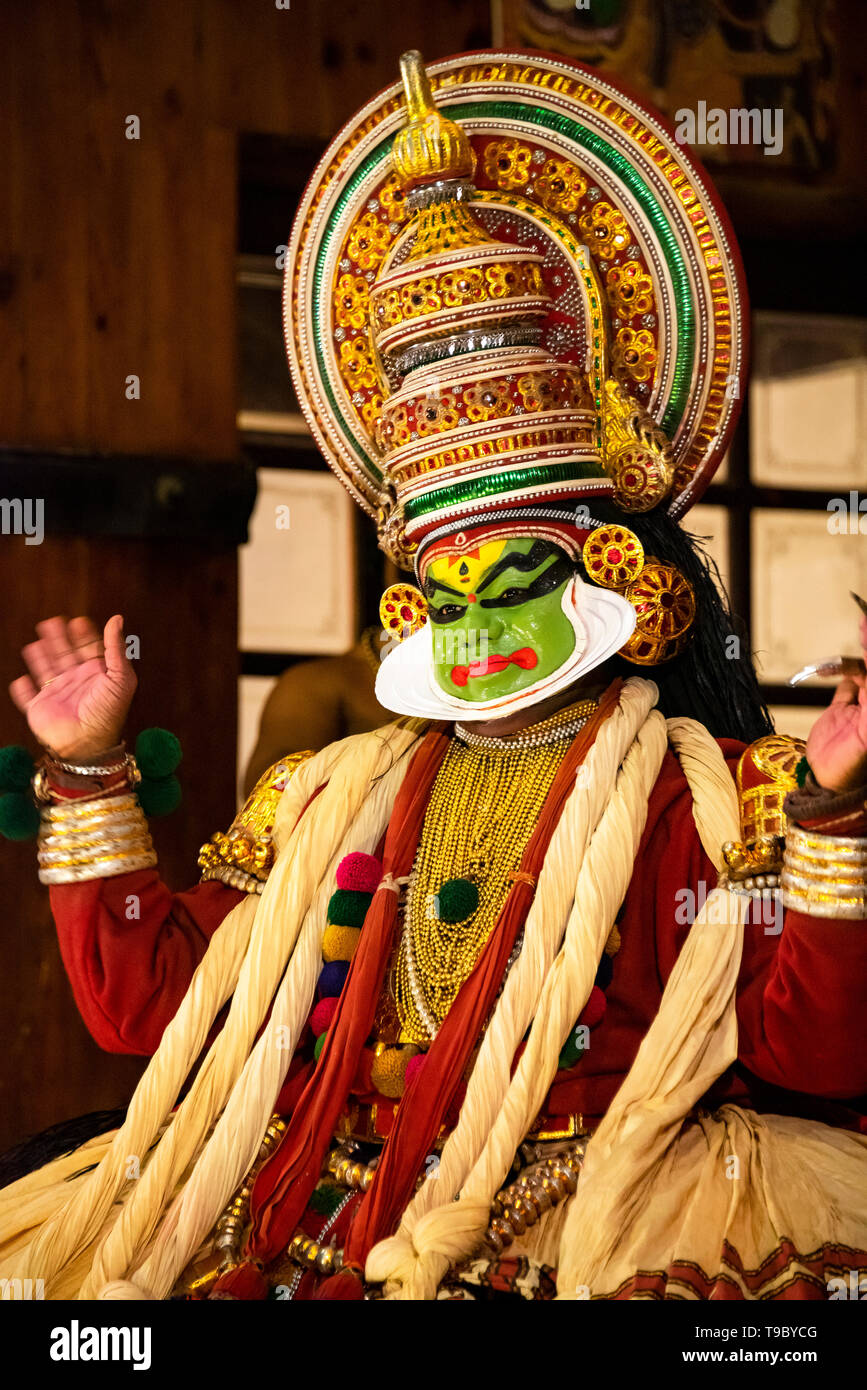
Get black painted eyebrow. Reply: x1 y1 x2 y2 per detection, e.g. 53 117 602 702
422 575 465 600
476 540 561 593
479 554 573 608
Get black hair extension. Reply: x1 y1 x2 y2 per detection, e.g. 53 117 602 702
573 501 775 743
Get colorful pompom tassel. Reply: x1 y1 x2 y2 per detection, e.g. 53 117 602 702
579 985 607 1030
322 923 361 964
370 1046 415 1100
317 961 350 998
326 888 371 929
335 852 381 893
310 997 338 1035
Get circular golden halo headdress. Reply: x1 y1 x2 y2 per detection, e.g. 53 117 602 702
284 49 747 577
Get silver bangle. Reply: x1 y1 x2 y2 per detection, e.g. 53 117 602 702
51 751 133 777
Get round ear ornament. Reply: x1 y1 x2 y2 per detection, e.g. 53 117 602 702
379 584 429 641
581 525 695 665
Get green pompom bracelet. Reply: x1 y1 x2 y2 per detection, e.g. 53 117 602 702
0 792 40 841
0 729 183 842
135 728 182 781
0 745 35 794
136 774 182 818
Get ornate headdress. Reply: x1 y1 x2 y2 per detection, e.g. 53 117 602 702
285 49 746 668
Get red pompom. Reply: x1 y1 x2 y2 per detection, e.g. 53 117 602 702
405 1053 427 1087
310 997 338 1036
335 851 382 894
579 985 607 1029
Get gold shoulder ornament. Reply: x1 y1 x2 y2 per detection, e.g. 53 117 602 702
198 751 314 894
719 734 805 895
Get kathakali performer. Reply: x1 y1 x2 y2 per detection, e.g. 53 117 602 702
2 50 866 1302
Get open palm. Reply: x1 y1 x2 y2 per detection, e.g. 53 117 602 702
9 615 137 760
806 616 867 793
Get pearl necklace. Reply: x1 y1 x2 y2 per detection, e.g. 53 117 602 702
454 696 598 752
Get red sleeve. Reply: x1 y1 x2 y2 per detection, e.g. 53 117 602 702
735 908 867 1099
50 870 243 1056
651 742 867 1101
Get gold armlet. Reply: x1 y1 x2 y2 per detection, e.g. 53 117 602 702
718 734 804 899
197 751 314 895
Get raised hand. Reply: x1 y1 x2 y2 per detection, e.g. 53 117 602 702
9 615 137 760
806 615 867 793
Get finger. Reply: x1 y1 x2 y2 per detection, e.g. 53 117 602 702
67 615 106 664
35 617 79 673
9 674 39 713
831 676 860 706
103 615 134 686
21 639 56 688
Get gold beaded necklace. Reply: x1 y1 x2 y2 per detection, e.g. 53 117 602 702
393 697 597 1044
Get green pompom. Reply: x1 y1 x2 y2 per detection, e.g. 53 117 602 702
0 745 35 794
0 792 40 841
137 775 182 817
795 756 811 789
436 877 479 923
558 1026 587 1072
313 1032 327 1061
309 1182 344 1216
135 728 182 780
327 887 372 928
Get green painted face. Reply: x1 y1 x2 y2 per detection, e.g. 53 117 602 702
423 535 577 702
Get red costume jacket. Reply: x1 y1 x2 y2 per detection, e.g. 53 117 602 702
48 738 867 1135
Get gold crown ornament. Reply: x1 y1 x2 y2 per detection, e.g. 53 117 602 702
284 48 746 644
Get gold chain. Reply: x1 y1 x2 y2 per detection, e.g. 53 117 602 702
393 697 597 1044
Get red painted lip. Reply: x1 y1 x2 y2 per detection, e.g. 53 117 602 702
470 653 510 675
450 647 538 688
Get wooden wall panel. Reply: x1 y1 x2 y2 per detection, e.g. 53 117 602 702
0 534 240 1148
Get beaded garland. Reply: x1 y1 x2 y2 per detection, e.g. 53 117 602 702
393 698 597 1044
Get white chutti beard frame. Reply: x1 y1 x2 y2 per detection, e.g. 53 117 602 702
375 574 636 722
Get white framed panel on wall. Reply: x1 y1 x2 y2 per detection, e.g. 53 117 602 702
750 313 867 489
240 468 357 654
751 507 867 686
767 705 824 743
687 503 731 602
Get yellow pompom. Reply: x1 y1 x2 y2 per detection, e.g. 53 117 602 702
370 1046 413 1100
322 923 361 963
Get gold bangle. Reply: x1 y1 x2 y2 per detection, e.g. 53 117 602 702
39 852 157 885
781 824 867 919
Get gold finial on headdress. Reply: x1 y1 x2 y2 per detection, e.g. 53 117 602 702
391 50 476 190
